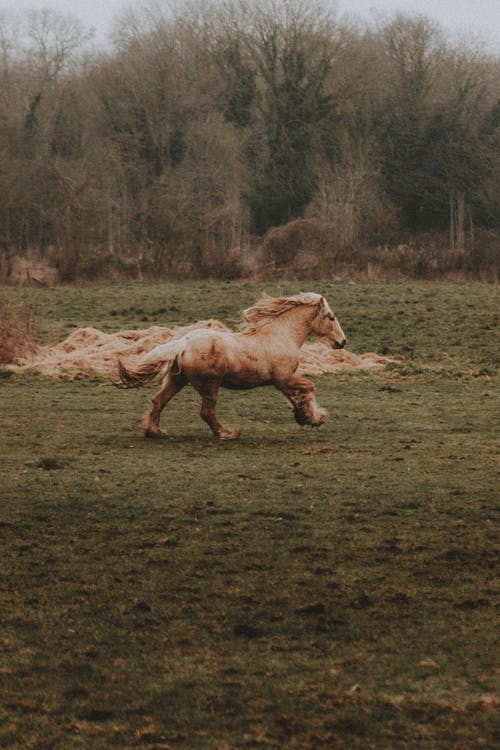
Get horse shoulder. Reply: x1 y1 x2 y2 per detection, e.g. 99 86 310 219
270 354 300 383
240 330 299 380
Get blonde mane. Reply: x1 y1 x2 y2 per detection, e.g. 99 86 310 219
242 292 321 331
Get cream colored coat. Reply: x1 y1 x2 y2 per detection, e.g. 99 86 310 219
118 293 346 440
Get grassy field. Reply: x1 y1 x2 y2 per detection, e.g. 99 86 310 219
0 281 498 749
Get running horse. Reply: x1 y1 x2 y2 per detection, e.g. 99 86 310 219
117 293 346 440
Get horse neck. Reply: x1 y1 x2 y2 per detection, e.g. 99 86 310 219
268 305 315 348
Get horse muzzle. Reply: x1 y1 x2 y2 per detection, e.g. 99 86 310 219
332 338 347 350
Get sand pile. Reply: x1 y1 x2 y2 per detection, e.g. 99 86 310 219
8 321 389 378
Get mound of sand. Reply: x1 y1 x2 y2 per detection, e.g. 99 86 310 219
7 321 390 378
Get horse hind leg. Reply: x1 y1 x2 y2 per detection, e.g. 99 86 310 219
193 381 240 440
143 372 187 438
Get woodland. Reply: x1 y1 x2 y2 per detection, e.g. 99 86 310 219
0 0 499 281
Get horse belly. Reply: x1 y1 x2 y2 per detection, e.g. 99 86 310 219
221 372 272 390
180 332 270 387
221 351 271 389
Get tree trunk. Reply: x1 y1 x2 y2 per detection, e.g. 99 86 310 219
456 191 465 250
449 191 455 249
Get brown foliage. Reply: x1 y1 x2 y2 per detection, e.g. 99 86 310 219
259 219 340 278
0 295 39 364
256 221 499 281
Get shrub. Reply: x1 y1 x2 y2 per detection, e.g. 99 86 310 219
0 292 39 364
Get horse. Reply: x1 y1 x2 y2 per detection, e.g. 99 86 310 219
117 292 346 440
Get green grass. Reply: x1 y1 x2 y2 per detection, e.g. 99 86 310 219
0 281 498 748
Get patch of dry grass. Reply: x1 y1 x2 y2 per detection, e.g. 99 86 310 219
0 290 39 364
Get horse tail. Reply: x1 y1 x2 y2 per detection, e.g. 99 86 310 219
117 340 185 388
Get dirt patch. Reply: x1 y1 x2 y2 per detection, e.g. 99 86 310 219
6 321 390 378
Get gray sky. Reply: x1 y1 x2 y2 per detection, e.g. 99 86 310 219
2 0 500 53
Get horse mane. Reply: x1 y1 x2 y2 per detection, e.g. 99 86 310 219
242 292 321 331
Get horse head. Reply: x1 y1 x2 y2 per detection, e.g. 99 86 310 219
311 296 347 349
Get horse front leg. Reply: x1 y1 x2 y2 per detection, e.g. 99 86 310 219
143 372 187 438
276 376 328 427
193 381 240 440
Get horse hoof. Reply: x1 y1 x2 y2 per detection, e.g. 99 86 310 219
143 429 169 439
312 409 328 426
293 408 309 425
218 429 241 441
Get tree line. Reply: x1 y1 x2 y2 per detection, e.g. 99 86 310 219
1 0 499 280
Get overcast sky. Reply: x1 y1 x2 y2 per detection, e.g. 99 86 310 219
2 0 500 54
